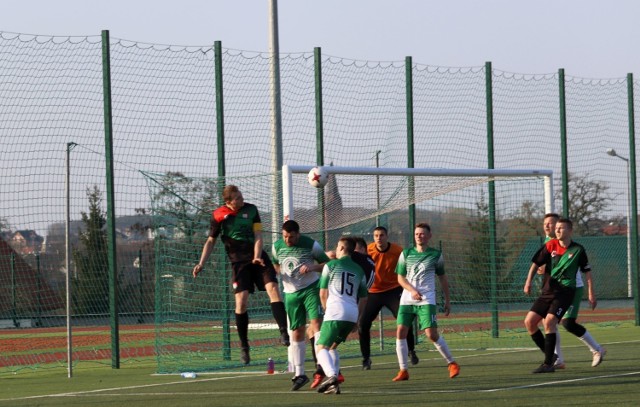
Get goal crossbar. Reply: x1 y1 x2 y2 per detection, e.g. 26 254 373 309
282 164 554 221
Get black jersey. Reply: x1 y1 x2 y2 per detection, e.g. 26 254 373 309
209 203 261 263
352 251 376 290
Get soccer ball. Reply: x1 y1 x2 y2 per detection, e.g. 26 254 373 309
308 166 329 188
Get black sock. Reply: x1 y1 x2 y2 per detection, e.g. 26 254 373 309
531 329 545 352
270 301 288 333
310 336 318 364
544 333 556 365
235 312 249 349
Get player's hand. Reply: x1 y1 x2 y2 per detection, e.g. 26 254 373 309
523 282 531 295
589 297 597 310
299 264 310 274
252 257 265 266
411 290 422 301
443 302 451 316
192 264 202 279
536 265 546 275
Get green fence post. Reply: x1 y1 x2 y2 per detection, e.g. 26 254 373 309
406 56 415 233
11 252 17 327
485 62 499 337
558 69 569 217
314 47 327 249
36 253 42 327
138 249 144 324
627 73 640 325
101 29 120 369
214 40 231 361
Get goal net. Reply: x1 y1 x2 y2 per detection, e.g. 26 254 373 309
146 166 553 373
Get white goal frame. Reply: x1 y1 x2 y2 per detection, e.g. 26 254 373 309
282 165 554 221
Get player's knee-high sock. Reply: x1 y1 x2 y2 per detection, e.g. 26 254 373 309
329 349 340 373
310 336 318 364
312 332 324 374
433 336 455 364
544 332 556 365
316 348 336 378
270 301 288 333
291 340 305 376
554 329 564 362
578 331 601 353
530 329 545 352
235 312 249 348
396 338 408 370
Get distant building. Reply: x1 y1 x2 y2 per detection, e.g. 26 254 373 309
9 230 44 255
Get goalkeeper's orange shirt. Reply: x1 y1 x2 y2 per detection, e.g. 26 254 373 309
367 242 404 293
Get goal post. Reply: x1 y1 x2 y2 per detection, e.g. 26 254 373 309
282 164 555 350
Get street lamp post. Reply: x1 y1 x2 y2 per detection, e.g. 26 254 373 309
607 148 632 298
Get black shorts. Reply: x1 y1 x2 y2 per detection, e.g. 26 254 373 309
530 279 575 320
231 250 278 294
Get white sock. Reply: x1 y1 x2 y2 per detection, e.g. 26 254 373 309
329 349 340 374
579 331 601 353
433 336 454 364
396 338 408 370
316 348 336 377
291 340 305 376
554 329 564 362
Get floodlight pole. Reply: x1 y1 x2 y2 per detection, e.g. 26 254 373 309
269 0 283 231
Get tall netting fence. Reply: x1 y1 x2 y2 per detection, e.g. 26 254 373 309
0 30 636 374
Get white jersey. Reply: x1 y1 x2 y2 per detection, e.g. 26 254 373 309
271 235 330 293
319 256 368 323
396 246 444 306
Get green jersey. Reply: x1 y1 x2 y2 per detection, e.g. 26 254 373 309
271 235 330 293
396 246 444 306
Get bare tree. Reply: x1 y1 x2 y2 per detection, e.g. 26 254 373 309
560 172 616 236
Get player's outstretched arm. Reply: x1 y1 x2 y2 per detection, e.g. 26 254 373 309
523 263 538 295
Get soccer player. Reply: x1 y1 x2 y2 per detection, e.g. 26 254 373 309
524 213 566 367
524 218 598 373
315 237 369 394
192 185 289 365
359 226 418 371
271 220 330 391
392 223 460 381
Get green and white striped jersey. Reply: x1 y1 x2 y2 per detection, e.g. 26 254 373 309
396 246 444 306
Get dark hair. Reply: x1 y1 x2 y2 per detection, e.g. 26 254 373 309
415 222 431 232
558 217 573 229
282 220 300 233
338 237 355 254
352 236 367 249
544 213 560 220
373 226 388 234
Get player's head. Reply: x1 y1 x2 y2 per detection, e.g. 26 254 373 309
555 217 573 240
414 223 432 247
336 237 355 258
543 213 560 238
222 185 244 210
372 226 389 248
352 236 367 254
281 220 300 247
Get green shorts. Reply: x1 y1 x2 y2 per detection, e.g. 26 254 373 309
316 320 355 347
397 304 437 330
563 286 584 320
284 281 322 331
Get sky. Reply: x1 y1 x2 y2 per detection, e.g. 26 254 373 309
1 0 639 78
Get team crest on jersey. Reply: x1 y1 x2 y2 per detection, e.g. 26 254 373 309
551 250 557 257
568 253 574 258
242 213 248 218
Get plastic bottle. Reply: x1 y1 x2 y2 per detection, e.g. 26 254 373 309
181 372 197 379
267 358 275 374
